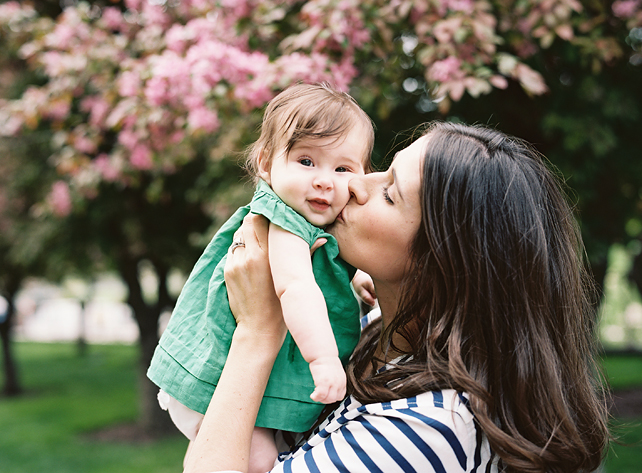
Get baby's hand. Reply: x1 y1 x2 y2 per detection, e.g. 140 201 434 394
352 270 377 307
308 356 346 404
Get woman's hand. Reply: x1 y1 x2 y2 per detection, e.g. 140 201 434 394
225 214 287 347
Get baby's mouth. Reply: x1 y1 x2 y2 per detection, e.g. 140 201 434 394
308 198 331 212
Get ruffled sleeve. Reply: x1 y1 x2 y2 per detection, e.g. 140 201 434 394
249 180 325 247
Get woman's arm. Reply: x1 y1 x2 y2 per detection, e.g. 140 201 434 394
267 224 345 404
183 215 286 473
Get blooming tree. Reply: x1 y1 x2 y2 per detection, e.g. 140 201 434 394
1 0 639 216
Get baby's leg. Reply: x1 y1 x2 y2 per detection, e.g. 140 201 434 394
249 427 278 473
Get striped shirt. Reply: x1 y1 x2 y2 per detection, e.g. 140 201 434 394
272 389 498 472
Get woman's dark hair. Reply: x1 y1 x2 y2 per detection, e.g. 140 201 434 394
346 122 609 472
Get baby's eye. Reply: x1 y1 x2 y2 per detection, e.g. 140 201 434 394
299 157 313 167
335 166 352 173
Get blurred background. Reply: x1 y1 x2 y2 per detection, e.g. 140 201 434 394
0 0 641 471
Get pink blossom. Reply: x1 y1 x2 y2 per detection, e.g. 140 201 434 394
49 23 76 49
489 75 509 89
515 63 548 95
48 181 72 217
220 0 252 19
122 115 137 129
40 51 87 77
234 82 274 109
100 7 124 30
45 99 71 121
130 143 153 170
329 59 358 91
74 135 98 154
444 80 466 101
273 52 335 87
124 0 143 12
446 0 475 14
428 57 464 82
22 86 48 106
140 2 171 28
93 154 120 181
166 24 194 53
144 76 168 106
81 96 111 127
170 130 185 144
0 2 29 21
118 71 141 97
433 17 463 44
0 111 23 136
118 129 139 150
39 51 63 76
613 0 640 19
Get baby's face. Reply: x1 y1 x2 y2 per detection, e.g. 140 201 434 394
262 125 369 227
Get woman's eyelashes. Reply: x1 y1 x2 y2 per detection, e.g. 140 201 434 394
382 186 393 204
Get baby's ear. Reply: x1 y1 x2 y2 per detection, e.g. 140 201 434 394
257 148 271 184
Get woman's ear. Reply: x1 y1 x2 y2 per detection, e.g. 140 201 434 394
257 148 271 185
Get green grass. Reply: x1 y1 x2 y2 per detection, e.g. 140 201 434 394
1 342 641 472
602 355 642 390
606 420 642 473
0 342 188 473
601 355 642 473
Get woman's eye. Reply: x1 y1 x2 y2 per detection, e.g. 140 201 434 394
299 157 313 167
383 186 393 204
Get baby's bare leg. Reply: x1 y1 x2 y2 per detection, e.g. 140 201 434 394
248 427 278 473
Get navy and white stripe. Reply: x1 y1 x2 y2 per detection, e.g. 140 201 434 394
273 389 497 472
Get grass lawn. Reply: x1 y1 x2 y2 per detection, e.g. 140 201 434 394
0 342 188 473
0 342 640 472
601 355 642 473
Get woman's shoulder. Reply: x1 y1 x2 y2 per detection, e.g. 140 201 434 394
276 389 496 472
360 389 474 421
335 389 477 437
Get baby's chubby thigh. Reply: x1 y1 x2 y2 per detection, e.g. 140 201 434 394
249 426 279 473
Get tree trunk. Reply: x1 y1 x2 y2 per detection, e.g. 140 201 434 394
1 284 22 397
118 256 177 436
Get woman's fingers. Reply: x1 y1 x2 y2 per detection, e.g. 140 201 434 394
248 213 270 250
224 214 286 342
310 237 327 254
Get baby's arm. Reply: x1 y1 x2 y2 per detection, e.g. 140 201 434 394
268 223 346 404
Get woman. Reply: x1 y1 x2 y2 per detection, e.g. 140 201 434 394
183 122 609 473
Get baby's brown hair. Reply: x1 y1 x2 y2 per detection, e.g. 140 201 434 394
245 83 374 183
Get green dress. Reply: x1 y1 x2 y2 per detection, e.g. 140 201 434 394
147 180 361 433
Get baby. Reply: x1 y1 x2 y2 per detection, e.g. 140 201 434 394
147 83 375 471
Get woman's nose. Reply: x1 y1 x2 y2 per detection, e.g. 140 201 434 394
348 175 368 204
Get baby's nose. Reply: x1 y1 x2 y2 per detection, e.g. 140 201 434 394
313 174 333 190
